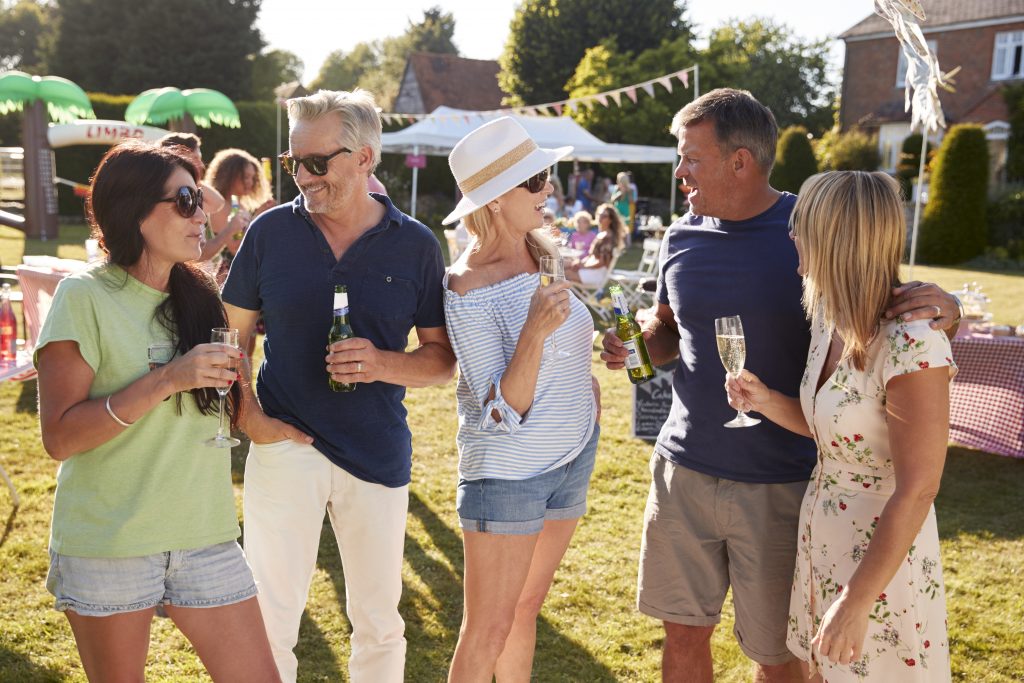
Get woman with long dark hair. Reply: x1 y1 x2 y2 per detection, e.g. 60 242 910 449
34 140 279 682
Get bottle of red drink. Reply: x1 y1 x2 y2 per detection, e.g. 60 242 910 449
0 283 17 363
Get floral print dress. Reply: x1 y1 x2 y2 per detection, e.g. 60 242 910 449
786 315 956 681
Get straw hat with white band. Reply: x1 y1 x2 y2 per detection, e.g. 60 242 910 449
442 117 573 225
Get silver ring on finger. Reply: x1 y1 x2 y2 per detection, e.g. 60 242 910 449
934 304 942 318
356 361 363 373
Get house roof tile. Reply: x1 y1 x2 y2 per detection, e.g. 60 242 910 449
840 0 1024 39
397 52 505 113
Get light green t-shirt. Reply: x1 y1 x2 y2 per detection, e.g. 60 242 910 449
35 264 239 558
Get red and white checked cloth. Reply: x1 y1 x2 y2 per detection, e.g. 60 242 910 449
949 334 1024 458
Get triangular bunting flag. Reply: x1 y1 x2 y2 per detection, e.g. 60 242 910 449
679 70 689 89
567 100 578 113
642 83 655 98
658 76 673 93
553 103 563 115
596 94 609 107
610 91 622 107
625 87 638 104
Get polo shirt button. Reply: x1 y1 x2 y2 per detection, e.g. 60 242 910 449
386 276 392 283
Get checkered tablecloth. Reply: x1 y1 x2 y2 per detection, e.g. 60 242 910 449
949 334 1024 458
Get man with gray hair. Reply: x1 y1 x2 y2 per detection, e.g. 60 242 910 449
222 88 455 682
601 88 959 681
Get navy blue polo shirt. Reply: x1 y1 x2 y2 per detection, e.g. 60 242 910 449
222 193 446 487
654 193 817 483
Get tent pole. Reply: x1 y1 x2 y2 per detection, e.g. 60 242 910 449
694 64 700 99
411 144 419 219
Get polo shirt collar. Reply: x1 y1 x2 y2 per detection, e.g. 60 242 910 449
290 192 404 234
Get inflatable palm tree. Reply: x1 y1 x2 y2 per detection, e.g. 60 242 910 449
126 87 240 133
0 71 95 239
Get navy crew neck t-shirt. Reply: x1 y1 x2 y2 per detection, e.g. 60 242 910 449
654 192 817 483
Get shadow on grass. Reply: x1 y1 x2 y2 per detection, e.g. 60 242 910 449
936 448 1024 540
0 646 64 682
0 505 17 548
15 379 37 414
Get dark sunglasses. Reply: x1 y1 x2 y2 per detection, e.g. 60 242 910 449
278 147 352 176
517 169 550 193
157 186 204 218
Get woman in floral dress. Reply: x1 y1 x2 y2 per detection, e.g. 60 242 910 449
725 171 954 682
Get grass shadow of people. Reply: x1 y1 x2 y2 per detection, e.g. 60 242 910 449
936 448 1024 540
0 645 66 682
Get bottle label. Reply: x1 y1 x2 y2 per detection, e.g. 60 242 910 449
611 290 629 316
333 291 349 316
622 338 643 369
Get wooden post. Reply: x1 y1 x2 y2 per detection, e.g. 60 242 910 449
22 100 59 240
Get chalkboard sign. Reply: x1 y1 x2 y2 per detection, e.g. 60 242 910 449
632 362 676 440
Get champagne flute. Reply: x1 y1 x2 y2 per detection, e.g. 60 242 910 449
205 327 241 448
538 255 571 360
715 315 761 428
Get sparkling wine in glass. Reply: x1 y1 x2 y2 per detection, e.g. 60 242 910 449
715 315 760 428
538 255 570 361
205 327 241 448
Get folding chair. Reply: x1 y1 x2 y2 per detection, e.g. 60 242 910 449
610 237 662 308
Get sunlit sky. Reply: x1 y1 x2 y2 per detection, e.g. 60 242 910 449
258 0 876 85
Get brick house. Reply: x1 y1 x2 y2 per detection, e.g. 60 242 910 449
392 52 505 114
839 1 1024 183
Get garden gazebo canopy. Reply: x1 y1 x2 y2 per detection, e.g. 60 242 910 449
381 106 677 163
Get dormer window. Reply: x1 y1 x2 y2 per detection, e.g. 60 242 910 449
992 30 1024 80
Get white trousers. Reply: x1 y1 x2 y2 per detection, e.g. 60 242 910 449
243 439 408 683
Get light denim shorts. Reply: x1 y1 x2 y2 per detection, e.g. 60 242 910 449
46 540 257 617
457 423 600 535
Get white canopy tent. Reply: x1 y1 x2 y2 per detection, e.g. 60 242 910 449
380 106 680 218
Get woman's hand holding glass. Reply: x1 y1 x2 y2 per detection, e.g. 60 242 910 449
537 256 572 360
724 369 772 415
155 340 241 397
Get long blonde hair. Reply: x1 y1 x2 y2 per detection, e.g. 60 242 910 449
462 204 558 264
793 171 905 370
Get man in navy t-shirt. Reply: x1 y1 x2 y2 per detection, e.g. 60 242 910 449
223 89 455 683
601 89 960 682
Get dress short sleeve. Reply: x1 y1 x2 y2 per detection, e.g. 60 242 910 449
880 318 957 387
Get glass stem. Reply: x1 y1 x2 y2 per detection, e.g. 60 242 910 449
216 394 227 440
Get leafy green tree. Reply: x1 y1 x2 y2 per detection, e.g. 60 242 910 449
770 126 818 193
816 128 880 171
0 0 57 73
701 18 834 134
895 132 924 199
1003 83 1024 182
501 0 692 106
310 43 379 92
918 125 990 264
51 0 263 99
250 49 303 101
404 5 457 55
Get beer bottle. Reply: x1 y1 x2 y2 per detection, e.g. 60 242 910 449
229 195 245 240
609 284 655 384
328 285 355 392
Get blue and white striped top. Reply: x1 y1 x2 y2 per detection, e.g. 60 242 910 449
443 271 597 481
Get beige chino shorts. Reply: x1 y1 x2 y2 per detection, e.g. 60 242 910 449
637 453 807 665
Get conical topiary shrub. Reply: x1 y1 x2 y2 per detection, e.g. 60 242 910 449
771 126 818 194
917 125 989 265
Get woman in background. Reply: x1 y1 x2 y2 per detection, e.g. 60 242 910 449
35 140 278 682
565 203 625 287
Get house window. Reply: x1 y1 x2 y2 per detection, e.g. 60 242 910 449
992 31 1024 80
896 40 938 87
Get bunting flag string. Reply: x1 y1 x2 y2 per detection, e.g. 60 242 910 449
378 64 697 126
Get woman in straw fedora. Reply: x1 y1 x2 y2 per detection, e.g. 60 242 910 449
441 117 601 682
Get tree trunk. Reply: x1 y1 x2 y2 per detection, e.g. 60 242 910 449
22 100 59 240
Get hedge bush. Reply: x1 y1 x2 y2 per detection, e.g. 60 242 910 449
895 132 924 199
770 126 817 194
986 186 1024 261
917 125 989 264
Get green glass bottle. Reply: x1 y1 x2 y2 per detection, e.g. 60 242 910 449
609 284 655 385
328 285 355 392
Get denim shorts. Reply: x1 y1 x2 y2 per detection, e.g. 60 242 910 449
457 423 600 535
46 540 258 617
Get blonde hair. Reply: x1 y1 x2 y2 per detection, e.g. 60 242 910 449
463 205 558 264
793 171 905 371
286 88 382 174
573 210 593 229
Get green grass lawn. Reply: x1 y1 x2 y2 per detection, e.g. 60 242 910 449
0 225 1022 681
